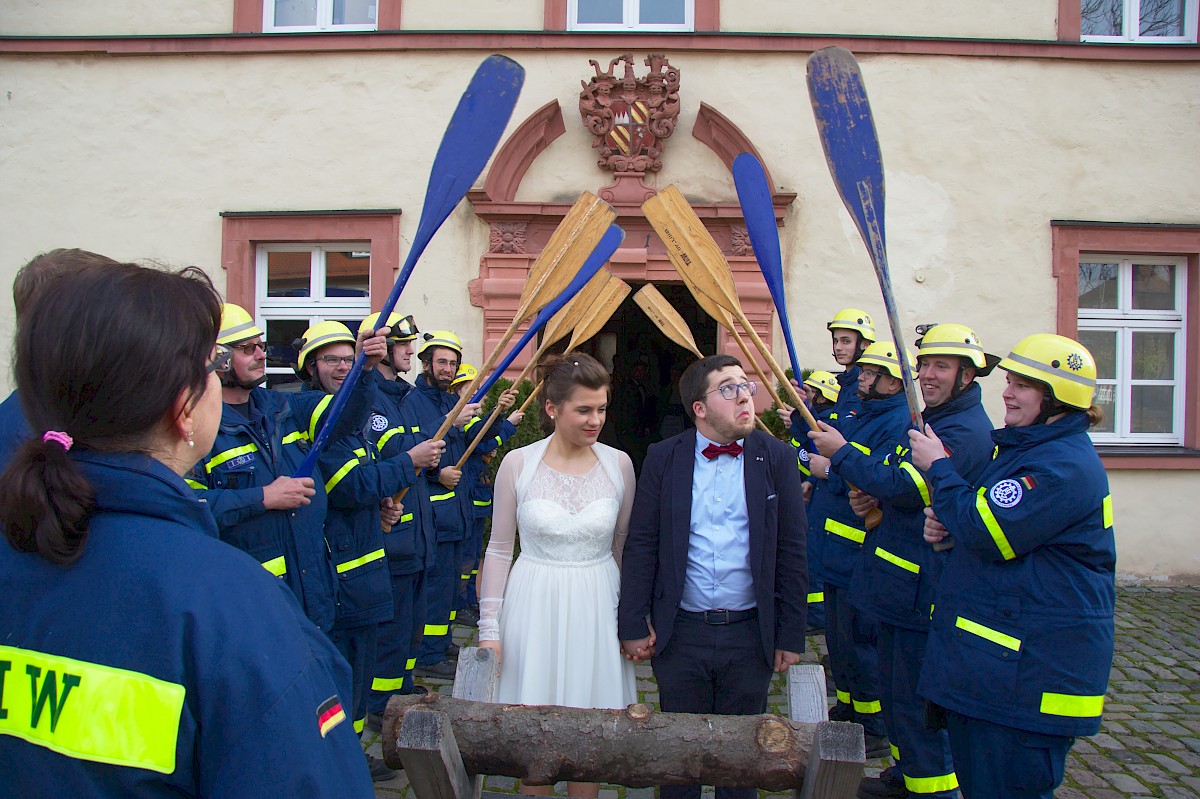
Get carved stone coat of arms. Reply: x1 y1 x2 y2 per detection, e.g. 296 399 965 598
579 53 681 174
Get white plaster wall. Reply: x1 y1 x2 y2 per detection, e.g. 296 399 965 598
1108 471 1200 581
0 0 234 36
721 0 1058 40
401 0 543 31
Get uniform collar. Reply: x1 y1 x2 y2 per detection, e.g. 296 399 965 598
923 381 983 422
992 410 1090 450
72 450 220 537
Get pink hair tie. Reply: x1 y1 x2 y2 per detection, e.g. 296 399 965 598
42 431 74 451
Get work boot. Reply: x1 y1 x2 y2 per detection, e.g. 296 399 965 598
863 733 892 760
856 766 907 798
456 607 480 627
366 753 397 781
414 660 456 680
828 703 854 722
365 712 384 734
445 642 460 660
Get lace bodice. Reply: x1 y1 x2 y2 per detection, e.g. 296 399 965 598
476 437 636 641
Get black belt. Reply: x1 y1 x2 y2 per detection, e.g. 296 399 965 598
678 608 757 625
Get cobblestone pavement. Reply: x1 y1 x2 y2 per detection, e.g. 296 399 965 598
366 585 1200 798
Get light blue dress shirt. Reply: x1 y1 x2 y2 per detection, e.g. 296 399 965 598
680 432 755 612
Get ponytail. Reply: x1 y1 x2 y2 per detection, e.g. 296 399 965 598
1085 404 1105 428
0 434 95 565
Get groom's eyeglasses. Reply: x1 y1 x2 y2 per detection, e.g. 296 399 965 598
706 381 758 401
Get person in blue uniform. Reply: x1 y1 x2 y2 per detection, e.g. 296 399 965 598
808 341 914 760
811 324 997 798
357 312 445 732
908 334 1114 799
188 304 379 635
0 261 373 797
0 248 120 471
295 320 442 781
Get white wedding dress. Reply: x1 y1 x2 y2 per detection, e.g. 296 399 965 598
477 436 637 708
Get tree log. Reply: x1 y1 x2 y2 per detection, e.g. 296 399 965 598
383 694 829 789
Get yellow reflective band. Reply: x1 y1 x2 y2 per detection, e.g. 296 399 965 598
460 574 471 580
261 556 287 577
423 624 449 636
449 610 457 620
798 462 811 477
205 443 258 473
399 512 414 523
473 499 492 507
281 430 308 446
890 743 901 761
463 417 481 432
471 569 479 576
852 698 882 714
336 548 385 575
494 436 503 447
411 426 420 433
807 592 824 604
185 478 206 490
405 658 417 670
825 518 866 544
898 462 931 506
836 690 851 704
372 676 405 691
0 644 184 775
975 487 1017 561
353 717 364 734
850 442 872 455
377 427 402 452
830 413 838 420
904 772 959 793
309 394 334 442
955 616 1021 652
1102 494 1113 528
1040 692 1105 718
324 457 361 494
874 546 920 574
992 445 999 460
790 437 803 448
430 491 455 502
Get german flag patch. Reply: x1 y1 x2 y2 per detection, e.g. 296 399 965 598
1019 475 1037 490
317 695 346 738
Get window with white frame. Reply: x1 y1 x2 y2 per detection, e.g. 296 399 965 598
569 0 693 31
264 0 377 32
255 243 372 389
1081 0 1198 42
1076 256 1188 445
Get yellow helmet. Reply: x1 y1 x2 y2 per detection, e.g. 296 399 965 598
451 364 478 388
827 308 876 342
804 370 841 403
217 303 264 345
917 323 1000 376
857 341 916 380
296 321 356 373
359 312 419 342
999 334 1097 410
417 330 463 361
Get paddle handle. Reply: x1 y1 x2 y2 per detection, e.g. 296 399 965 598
453 336 546 469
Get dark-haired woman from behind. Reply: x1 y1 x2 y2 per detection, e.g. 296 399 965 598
0 262 373 798
477 352 636 799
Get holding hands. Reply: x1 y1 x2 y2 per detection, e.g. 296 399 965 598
620 622 657 663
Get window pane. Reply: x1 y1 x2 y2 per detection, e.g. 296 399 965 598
1081 0 1123 35
1092 384 1117 434
1139 0 1185 36
639 0 686 24
1077 329 1117 380
1131 331 1175 380
1078 262 1119 309
266 251 312 298
1130 385 1174 433
334 0 376 25
1132 264 1176 310
325 250 370 298
273 0 317 26
264 319 309 390
578 0 623 23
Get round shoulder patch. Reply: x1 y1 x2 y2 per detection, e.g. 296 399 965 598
989 479 1023 509
798 448 810 462
370 414 389 432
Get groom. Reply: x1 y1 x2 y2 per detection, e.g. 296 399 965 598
619 354 808 799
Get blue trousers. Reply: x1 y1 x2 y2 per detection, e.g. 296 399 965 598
417 538 462 666
455 518 485 611
825 585 886 737
806 511 826 630
945 710 1073 799
878 622 957 796
368 568 426 716
330 623 378 734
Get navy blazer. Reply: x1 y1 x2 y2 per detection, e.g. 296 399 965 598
618 428 809 667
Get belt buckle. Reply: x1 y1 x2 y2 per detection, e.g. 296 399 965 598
706 609 731 625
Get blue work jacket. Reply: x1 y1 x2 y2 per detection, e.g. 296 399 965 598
0 451 372 798
917 411 1116 737
835 382 995 630
813 390 910 589
0 389 32 473
460 414 516 524
792 402 838 481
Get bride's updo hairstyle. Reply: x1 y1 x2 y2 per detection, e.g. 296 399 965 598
538 351 610 434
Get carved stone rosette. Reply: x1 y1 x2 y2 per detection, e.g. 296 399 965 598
579 53 681 174
488 221 528 254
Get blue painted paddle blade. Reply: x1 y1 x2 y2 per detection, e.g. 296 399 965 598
806 47 886 255
470 224 625 403
293 55 524 479
732 152 803 383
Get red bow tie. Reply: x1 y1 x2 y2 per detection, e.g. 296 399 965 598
702 442 743 460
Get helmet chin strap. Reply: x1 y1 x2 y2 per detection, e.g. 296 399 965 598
1034 386 1066 425
859 371 888 402
220 371 267 391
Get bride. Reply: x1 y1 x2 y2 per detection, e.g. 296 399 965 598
477 352 637 798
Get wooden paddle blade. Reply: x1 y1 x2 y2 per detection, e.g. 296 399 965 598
540 267 611 348
566 276 632 351
633 284 703 359
806 46 887 256
516 192 616 323
642 186 740 318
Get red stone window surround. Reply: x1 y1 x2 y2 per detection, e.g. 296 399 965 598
233 0 403 33
1052 221 1200 469
219 210 401 311
544 0 719 31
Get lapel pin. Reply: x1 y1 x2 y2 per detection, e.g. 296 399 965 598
755 456 764 462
